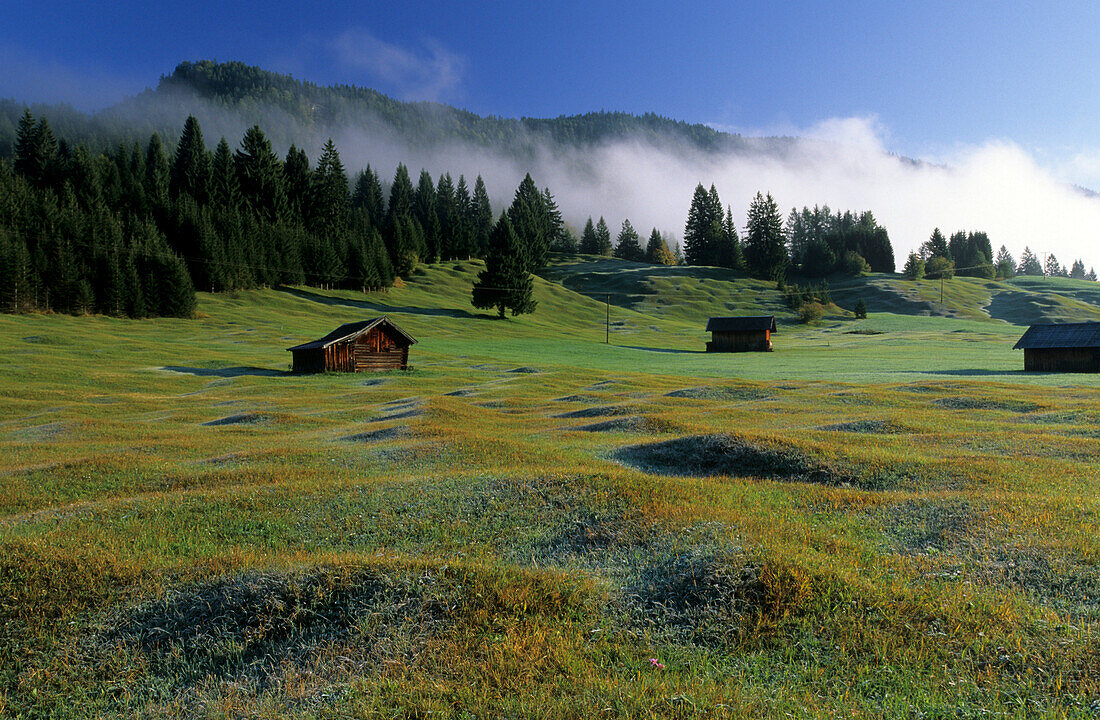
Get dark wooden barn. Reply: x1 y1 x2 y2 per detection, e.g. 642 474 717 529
287 317 417 373
705 316 777 352
1012 322 1100 372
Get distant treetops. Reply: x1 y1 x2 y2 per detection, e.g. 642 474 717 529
902 229 1095 282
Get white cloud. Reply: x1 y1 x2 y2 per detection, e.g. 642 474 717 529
331 29 464 102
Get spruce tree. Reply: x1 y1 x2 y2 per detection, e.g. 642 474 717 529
470 175 493 257
453 175 474 258
903 251 925 280
1017 246 1043 276
234 126 287 223
351 165 386 230
743 191 788 279
283 144 312 220
507 173 549 271
471 214 536 318
414 169 440 262
436 172 458 259
312 139 350 235
645 228 674 265
613 219 645 261
854 298 868 319
210 138 240 209
144 133 170 213
169 115 211 204
994 245 1015 278
1070 259 1087 279
579 217 599 254
595 217 612 256
683 183 716 265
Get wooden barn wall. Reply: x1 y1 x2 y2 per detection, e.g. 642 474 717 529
352 326 410 371
707 330 772 352
1024 348 1100 372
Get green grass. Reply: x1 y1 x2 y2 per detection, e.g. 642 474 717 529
2 257 1100 718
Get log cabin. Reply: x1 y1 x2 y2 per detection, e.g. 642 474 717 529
705 316 777 352
1012 322 1100 372
287 317 417 372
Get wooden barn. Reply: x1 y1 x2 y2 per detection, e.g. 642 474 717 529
1012 322 1100 372
705 316 777 352
287 317 417 373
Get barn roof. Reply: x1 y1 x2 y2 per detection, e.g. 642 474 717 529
706 316 777 333
1012 322 1100 350
287 316 417 352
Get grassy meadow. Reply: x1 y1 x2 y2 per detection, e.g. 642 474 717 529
2 257 1100 718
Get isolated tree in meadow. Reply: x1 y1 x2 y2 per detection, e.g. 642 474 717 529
595 217 612 256
854 297 868 319
1070 259 1087 279
579 217 600 254
743 191 788 279
994 245 1015 279
471 214 536 318
1017 246 1043 276
645 228 675 265
613 219 645 261
903 251 925 280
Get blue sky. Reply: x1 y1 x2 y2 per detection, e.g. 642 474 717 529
3 1 1096 166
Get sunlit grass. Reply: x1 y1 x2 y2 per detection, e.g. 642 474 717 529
1 258 1099 717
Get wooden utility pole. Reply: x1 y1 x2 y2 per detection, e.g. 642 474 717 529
605 294 610 343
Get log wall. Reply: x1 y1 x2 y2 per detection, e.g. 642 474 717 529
706 330 772 352
1024 348 1100 372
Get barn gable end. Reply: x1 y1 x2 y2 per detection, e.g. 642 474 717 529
287 317 417 373
1012 322 1100 373
705 316 777 352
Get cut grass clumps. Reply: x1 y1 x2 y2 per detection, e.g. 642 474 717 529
665 385 774 401
616 433 872 487
626 550 819 649
553 405 634 419
571 416 668 433
933 397 1043 413
341 426 409 443
201 412 268 427
821 419 909 434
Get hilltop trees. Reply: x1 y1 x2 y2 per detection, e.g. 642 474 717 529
995 246 1015 278
1017 247 1043 276
613 219 645 261
645 228 675 265
903 252 925 280
471 214 536 318
743 192 787 279
786 206 893 275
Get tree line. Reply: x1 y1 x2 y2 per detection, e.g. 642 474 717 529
0 111 572 317
900 228 1096 281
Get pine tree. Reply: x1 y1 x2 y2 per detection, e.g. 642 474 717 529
436 172 458 259
169 115 211 204
1044 253 1064 277
312 138 350 234
854 298 868 319
1086 268 1097 282
351 165 386 230
1070 259 1087 279
718 205 743 269
453 175 474 258
144 133 170 213
234 126 287 223
471 214 536 318
579 217 599 254
922 228 949 260
507 173 549 271
743 191 788 279
903 252 925 280
595 217 612 256
613 219 645 261
470 175 493 258
1017 246 1043 276
994 245 1015 279
210 137 240 209
542 187 566 253
645 228 674 265
283 144 312 220
683 183 719 265
414 169 440 262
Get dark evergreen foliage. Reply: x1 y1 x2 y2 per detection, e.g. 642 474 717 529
471 214 536 318
743 191 787 280
612 219 645 261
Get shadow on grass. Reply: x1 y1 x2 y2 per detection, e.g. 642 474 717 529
278 286 479 319
162 366 293 378
620 345 706 354
915 369 1037 377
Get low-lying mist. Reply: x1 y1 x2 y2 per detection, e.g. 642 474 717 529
114 91 1100 272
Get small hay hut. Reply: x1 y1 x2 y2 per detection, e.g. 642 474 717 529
705 316 777 352
1012 322 1100 372
287 316 417 373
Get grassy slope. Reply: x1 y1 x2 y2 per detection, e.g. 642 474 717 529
2 258 1100 718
